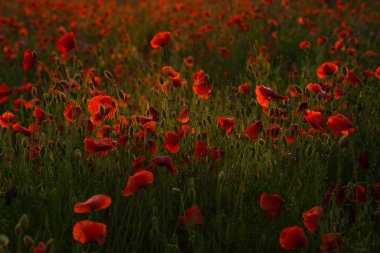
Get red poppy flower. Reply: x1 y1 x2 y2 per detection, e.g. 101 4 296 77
34 242 46 253
132 156 148 171
184 56 194 67
299 41 311 49
0 83 11 103
57 32 75 55
260 193 285 220
84 137 115 157
74 194 111 213
345 69 361 86
348 184 367 203
279 226 308 250
87 95 117 126
238 83 251 94
192 70 212 99
194 141 209 160
163 131 181 153
179 204 204 226
72 220 107 245
302 206 324 233
244 120 263 140
0 112 15 127
151 32 171 48
122 170 154 197
326 113 354 136
304 110 325 130
210 147 225 161
321 233 343 253
64 102 82 122
317 62 338 79
255 85 289 108
23 49 36 72
266 123 281 140
152 155 178 175
33 106 48 121
307 83 326 96
178 107 190 123
217 116 236 135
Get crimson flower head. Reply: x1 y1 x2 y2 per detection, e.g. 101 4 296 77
317 62 339 79
326 113 355 136
73 220 107 245
217 116 236 135
255 85 289 108
260 193 285 220
279 226 308 250
122 170 154 197
74 194 111 213
23 49 36 72
57 32 75 55
302 206 324 233
179 204 204 226
151 32 171 48
244 120 263 140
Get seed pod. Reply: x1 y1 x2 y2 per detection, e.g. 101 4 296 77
23 235 34 248
45 238 54 253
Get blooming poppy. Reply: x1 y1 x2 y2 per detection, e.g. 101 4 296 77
244 120 263 140
178 107 190 123
304 110 325 131
238 83 251 94
299 41 311 49
64 102 82 122
348 184 367 203
57 32 75 55
163 131 181 153
74 194 111 213
326 113 354 136
132 156 148 171
192 70 212 99
279 226 308 250
345 69 361 87
33 106 48 121
87 95 117 126
266 123 281 140
317 62 338 79
302 206 324 233
321 233 343 253
255 85 289 108
210 147 225 161
0 112 15 128
179 204 204 226
259 193 285 220
0 83 11 103
84 137 114 157
217 116 235 135
307 83 326 96
122 170 154 197
151 32 171 48
72 220 107 245
152 155 178 175
23 49 36 72
194 141 209 160
34 242 46 253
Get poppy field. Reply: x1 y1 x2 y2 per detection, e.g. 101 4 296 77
1 0 380 252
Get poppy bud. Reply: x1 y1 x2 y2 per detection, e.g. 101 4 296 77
159 76 164 85
74 149 82 159
23 235 34 248
207 115 212 124
172 188 182 194
0 235 9 247
338 135 350 147
316 92 324 101
19 214 29 231
104 70 113 80
117 90 125 101
31 87 38 97
15 224 23 237
45 238 54 253
218 171 225 183
55 57 61 66
258 139 265 146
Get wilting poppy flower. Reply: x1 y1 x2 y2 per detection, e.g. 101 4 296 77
151 32 171 48
179 204 204 226
279 226 308 250
0 112 15 127
178 107 190 123
255 85 289 108
348 184 367 203
72 220 107 245
152 155 178 175
326 113 354 136
57 32 75 55
244 120 263 140
84 137 114 157
74 194 111 213
122 170 154 197
163 131 181 153
64 102 82 122
317 62 339 79
192 70 212 99
238 83 251 94
0 83 11 103
321 233 343 253
302 206 324 233
87 95 117 126
260 193 285 220
23 49 36 72
217 116 236 135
